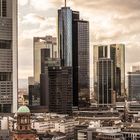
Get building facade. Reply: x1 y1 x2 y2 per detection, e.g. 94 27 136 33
128 71 140 101
94 44 125 101
58 7 72 67
97 58 113 106
72 20 90 107
40 67 73 114
110 44 125 96
58 6 90 107
41 48 60 73
33 36 57 83
12 106 37 140
0 0 18 113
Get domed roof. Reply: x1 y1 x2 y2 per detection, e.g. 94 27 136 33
17 106 30 113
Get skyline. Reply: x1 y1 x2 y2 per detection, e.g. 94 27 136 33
18 0 140 82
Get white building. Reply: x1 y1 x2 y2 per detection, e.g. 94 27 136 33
54 119 79 137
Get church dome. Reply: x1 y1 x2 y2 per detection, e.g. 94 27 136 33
17 106 30 113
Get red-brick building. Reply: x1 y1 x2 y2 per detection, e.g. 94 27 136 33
12 106 37 140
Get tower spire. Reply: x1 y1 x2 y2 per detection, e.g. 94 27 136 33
65 0 67 7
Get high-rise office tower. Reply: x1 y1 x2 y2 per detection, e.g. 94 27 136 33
93 45 108 100
40 67 73 114
40 48 61 109
110 44 125 96
94 44 125 99
29 36 57 108
58 7 72 66
33 36 57 83
58 5 90 107
0 0 18 113
72 19 90 107
41 48 60 73
128 70 140 101
97 58 113 106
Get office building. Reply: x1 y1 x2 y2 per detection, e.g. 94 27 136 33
28 77 40 106
128 71 140 101
58 7 72 66
110 44 125 96
77 127 123 140
58 5 90 107
29 83 40 106
72 19 90 107
29 36 57 108
41 48 60 73
40 67 73 114
94 44 125 100
0 0 18 113
93 45 108 100
34 36 57 82
97 58 113 106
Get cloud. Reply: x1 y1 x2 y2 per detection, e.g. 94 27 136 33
30 0 59 11
18 0 140 82
19 0 29 6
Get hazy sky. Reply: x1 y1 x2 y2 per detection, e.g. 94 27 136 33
18 0 140 80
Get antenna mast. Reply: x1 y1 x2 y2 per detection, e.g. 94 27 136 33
65 0 67 7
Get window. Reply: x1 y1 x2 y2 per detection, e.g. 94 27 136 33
0 0 1 17
0 40 12 49
2 0 6 17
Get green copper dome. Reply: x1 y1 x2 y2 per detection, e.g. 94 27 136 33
17 106 30 113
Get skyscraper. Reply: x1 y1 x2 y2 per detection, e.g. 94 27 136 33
41 48 60 74
40 67 73 114
0 0 18 113
72 20 90 107
94 44 125 100
93 45 108 100
58 7 72 66
33 36 57 83
128 70 140 101
110 44 125 96
58 5 90 107
97 58 113 106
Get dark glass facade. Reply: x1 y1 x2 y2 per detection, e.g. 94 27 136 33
29 84 40 106
72 20 90 107
128 71 140 101
58 7 90 108
97 58 113 106
94 44 125 100
41 48 60 73
40 67 73 114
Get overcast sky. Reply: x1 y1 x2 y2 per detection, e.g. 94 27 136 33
18 0 140 81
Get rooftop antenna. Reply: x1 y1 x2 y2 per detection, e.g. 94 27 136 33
65 0 67 7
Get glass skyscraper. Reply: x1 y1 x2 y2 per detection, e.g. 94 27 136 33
58 6 90 107
94 44 125 101
0 0 18 113
58 7 72 66
110 44 125 96
97 58 113 106
128 71 140 101
73 20 90 107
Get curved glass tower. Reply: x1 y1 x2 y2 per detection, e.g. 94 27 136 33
58 7 72 66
